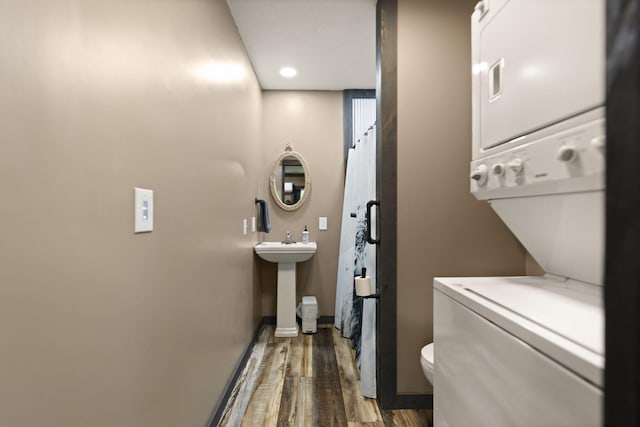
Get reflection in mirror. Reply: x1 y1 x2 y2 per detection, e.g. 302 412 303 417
277 157 304 205
270 150 311 211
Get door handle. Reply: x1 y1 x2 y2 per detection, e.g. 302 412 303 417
366 200 380 245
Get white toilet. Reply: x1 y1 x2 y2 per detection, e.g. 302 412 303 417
420 343 434 385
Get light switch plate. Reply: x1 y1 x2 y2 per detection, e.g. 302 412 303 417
243 218 248 235
251 216 256 232
134 188 154 233
319 216 328 230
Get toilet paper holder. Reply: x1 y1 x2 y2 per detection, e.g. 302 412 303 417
355 268 380 299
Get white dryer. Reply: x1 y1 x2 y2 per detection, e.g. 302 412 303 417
434 0 606 425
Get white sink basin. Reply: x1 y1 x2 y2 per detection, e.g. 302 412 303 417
254 241 317 337
255 242 317 264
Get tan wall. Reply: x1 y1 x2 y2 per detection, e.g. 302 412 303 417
526 252 545 275
396 0 528 393
260 91 344 316
0 1 263 426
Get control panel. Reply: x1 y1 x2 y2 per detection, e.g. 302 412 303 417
470 117 605 200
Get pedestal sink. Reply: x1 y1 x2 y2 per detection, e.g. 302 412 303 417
255 242 317 337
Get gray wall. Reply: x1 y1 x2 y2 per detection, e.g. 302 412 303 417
396 0 529 393
0 1 263 425
260 91 344 316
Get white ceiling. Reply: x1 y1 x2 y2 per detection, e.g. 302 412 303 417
227 0 376 90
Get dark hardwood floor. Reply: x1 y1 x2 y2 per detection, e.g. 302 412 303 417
218 324 432 426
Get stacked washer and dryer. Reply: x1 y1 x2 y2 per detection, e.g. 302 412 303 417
433 1 605 426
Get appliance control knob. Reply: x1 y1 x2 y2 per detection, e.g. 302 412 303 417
557 145 578 162
591 136 605 152
508 159 523 173
492 163 505 176
470 164 488 186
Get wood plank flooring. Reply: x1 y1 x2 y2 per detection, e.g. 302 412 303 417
218 324 432 427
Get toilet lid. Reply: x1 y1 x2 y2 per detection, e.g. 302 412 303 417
421 343 434 368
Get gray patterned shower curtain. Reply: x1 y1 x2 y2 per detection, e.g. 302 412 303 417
334 124 377 398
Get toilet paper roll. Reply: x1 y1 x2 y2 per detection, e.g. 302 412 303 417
355 276 372 297
284 182 293 192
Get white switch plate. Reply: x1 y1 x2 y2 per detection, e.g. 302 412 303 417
319 216 328 230
134 188 153 233
243 218 248 235
251 216 256 232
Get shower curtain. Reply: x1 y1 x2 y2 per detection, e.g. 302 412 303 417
334 124 377 398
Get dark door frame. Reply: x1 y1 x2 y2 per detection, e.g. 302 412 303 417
604 1 640 425
376 0 401 408
376 0 431 409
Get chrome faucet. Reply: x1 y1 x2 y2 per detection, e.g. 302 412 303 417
283 230 295 244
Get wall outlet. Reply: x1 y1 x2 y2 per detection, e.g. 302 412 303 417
319 216 328 230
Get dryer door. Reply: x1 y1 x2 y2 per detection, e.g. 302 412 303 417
473 0 604 153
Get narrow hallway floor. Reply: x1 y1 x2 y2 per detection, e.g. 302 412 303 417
218 324 432 426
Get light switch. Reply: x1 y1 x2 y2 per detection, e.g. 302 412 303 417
243 218 248 235
319 216 328 230
134 188 153 233
251 216 256 232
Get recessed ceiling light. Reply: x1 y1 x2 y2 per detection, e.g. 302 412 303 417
280 67 297 78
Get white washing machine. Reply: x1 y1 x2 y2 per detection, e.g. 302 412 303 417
434 276 603 426
434 0 606 425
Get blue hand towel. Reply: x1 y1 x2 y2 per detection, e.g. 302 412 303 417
256 199 271 233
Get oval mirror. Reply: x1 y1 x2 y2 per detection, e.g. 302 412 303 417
270 150 311 211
